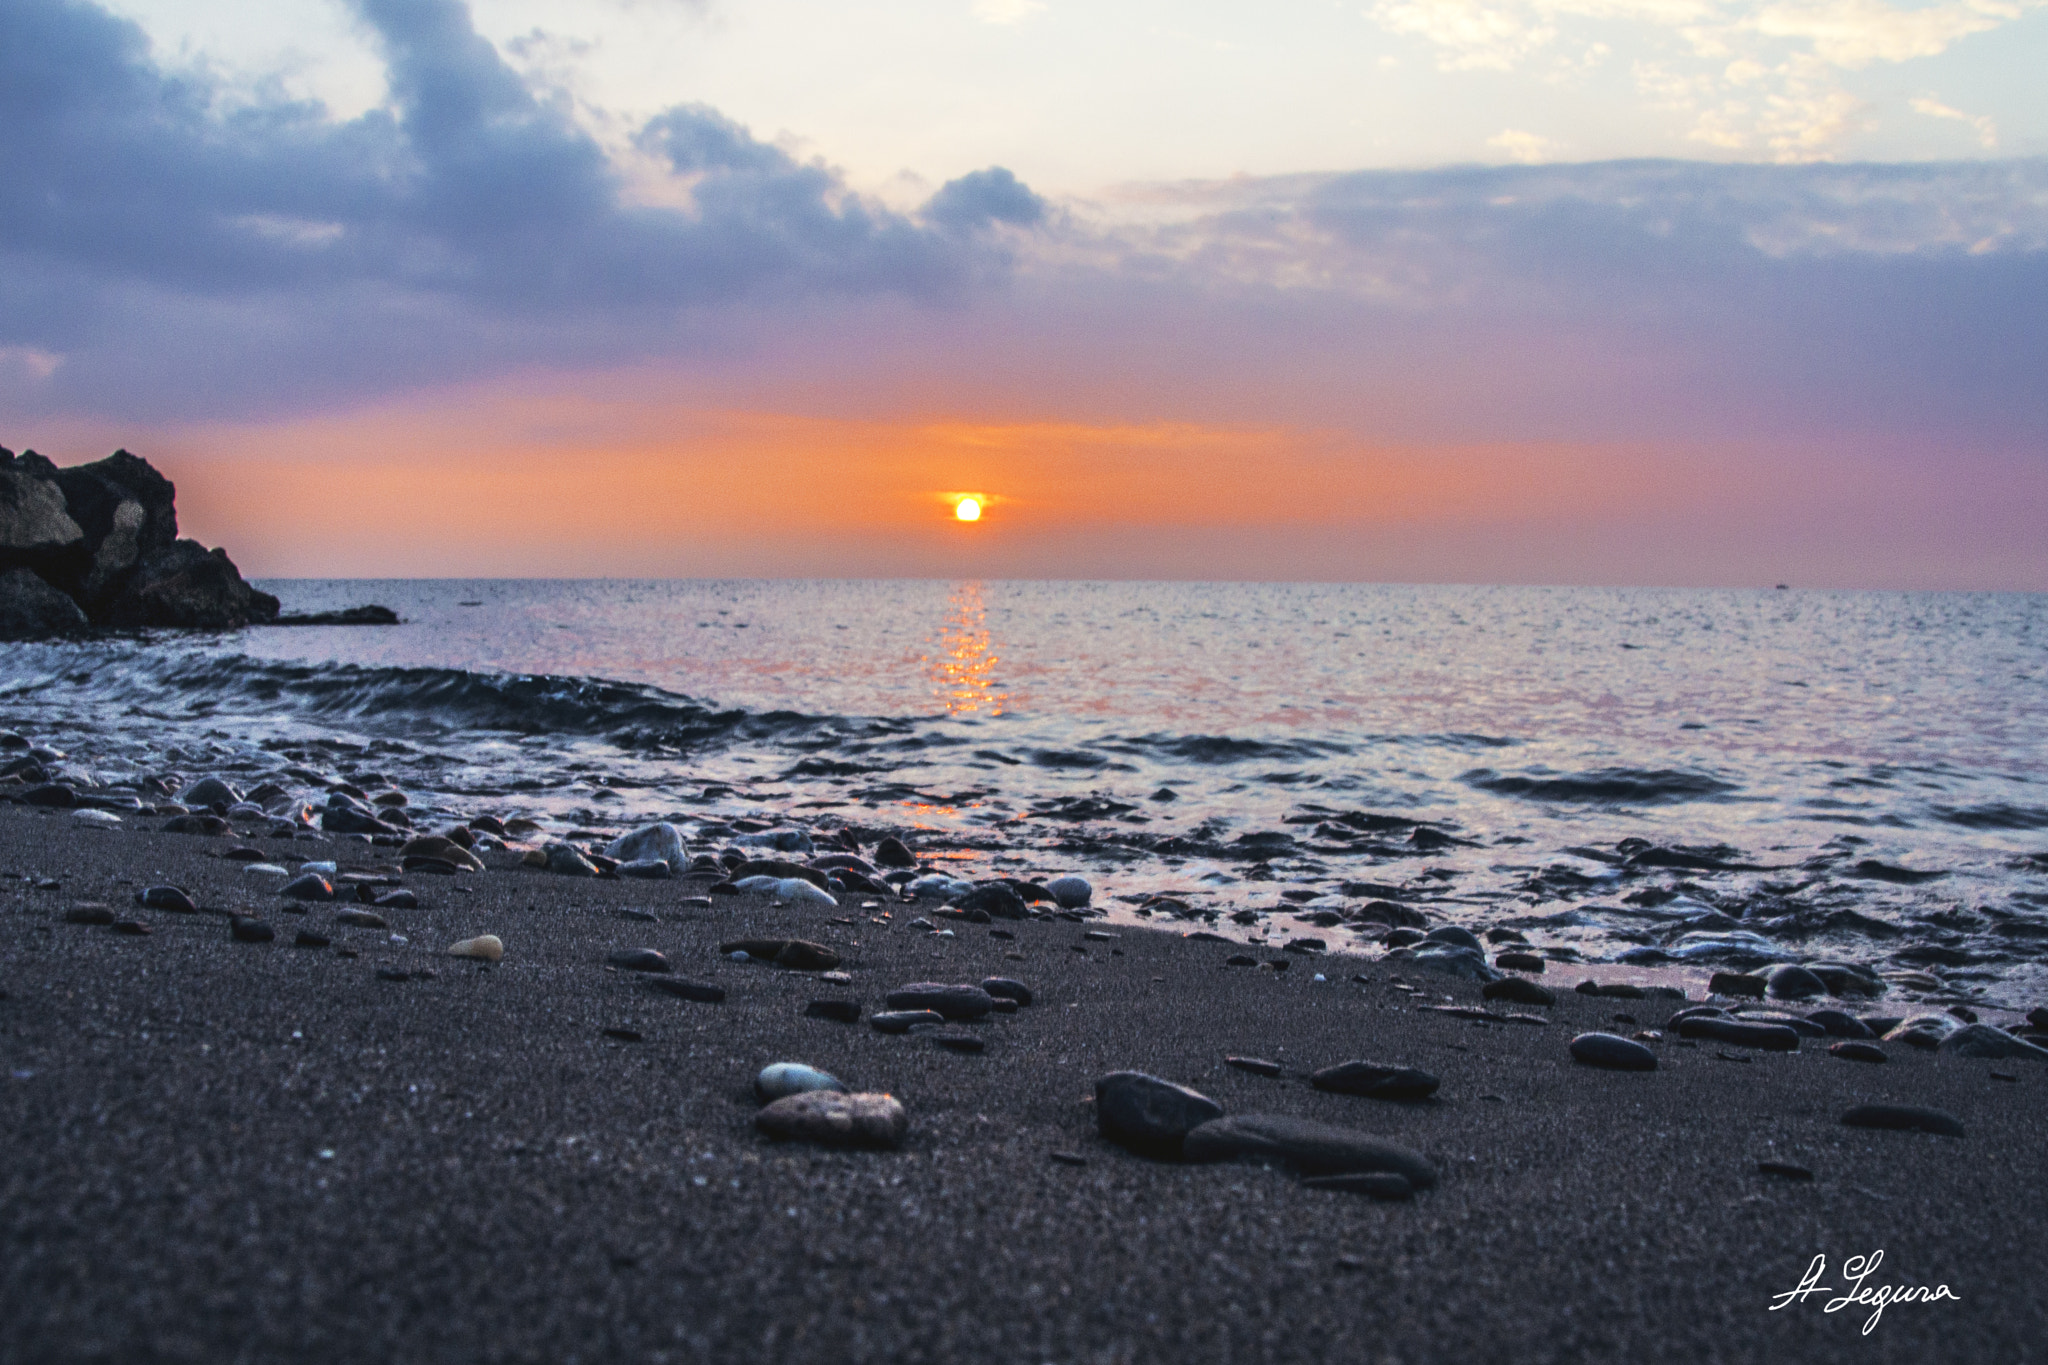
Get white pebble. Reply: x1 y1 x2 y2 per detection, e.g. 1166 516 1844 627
446 934 504 962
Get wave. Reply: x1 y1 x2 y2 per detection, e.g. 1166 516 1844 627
7 646 837 751
1461 766 1740 804
1934 802 2048 831
1105 733 1356 764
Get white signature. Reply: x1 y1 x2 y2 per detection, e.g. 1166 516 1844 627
1768 1251 1960 1335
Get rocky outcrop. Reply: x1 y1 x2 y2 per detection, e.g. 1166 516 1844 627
0 446 278 635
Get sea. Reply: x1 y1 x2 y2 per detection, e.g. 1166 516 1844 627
5 580 2045 1005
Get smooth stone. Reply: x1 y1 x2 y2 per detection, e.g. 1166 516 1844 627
161 813 227 835
1226 1056 1284 1076
1569 1032 1658 1071
72 809 121 827
1884 1015 1957 1049
988 996 1019 1014
1758 1161 1815 1181
280 873 335 902
321 805 398 837
229 915 274 943
1181 1114 1438 1188
400 857 462 877
1300 1172 1413 1200
617 859 673 881
718 939 841 972
1737 1011 1828 1038
1390 943 1500 983
1841 1103 1965 1138
63 904 115 925
399 835 485 872
1311 1061 1441 1101
604 822 686 872
1494 951 1546 973
372 889 418 910
1676 1017 1800 1051
1709 971 1768 999
608 949 672 973
1939 1023 2048 1061
755 1062 846 1103
805 999 862 1023
293 930 330 948
136 886 197 913
732 828 814 855
873 836 917 869
1422 925 1484 952
954 883 1028 919
1481 977 1555 1006
1829 1041 1888 1063
1095 1072 1225 1157
869 1010 944 1033
776 878 838 908
980 977 1033 1006
543 843 599 876
933 1034 986 1053
755 1091 906 1149
335 910 388 929
447 934 504 962
179 777 241 808
1765 964 1828 1000
110 920 151 936
885 982 995 1020
1806 1008 1876 1039
647 978 725 1003
1045 875 1093 909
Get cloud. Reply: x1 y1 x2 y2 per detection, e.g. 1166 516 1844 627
923 167 1050 232
1488 128 1564 162
1370 0 2044 158
0 0 1036 415
972 0 1048 23
1913 95 1999 149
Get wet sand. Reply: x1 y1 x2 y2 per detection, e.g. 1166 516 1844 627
0 803 2040 1363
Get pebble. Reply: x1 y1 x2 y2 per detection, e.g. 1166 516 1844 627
229 916 275 943
1709 971 1768 999
1569 1032 1658 1071
819 971 852 984
933 1034 985 1053
300 861 339 876
110 920 151 936
375 967 412 982
977 977 1033 1006
1226 1056 1283 1077
1939 1023 2048 1061
373 889 418 910
805 999 862 1023
1841 1103 1965 1138
72 809 121 827
1829 1041 1887 1063
63 904 114 925
136 886 197 913
1050 1151 1088 1167
755 1062 846 1103
604 822 686 873
755 1091 907 1149
294 930 331 948
1094 1072 1225 1157
24 784 77 808
1045 875 1092 908
1180 1113 1438 1188
335 910 389 929
718 939 841 971
617 860 673 880
180 777 240 807
543 843 598 877
1764 964 1827 1000
646 978 725 1003
280 873 335 902
1757 1161 1815 1181
447 934 504 962
242 863 289 876
400 836 485 872
885 982 995 1020
873 837 917 869
1675 1018 1800 1051
608 949 672 973
1301 1172 1414 1200
1806 1009 1876 1039
1422 925 1484 952
1481 977 1555 1007
955 883 1028 919
1494 951 1545 973
1311 1061 1441 1101
869 1010 944 1033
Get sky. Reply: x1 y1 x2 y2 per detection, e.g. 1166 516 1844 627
2 0 2045 587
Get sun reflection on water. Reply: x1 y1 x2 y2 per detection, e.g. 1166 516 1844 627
924 580 1006 716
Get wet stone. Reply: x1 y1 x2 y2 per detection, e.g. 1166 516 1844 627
229 915 275 943
1676 1018 1800 1051
280 873 335 902
647 978 725 1004
756 1063 845 1103
1841 1104 1965 1138
1829 1041 1888 1064
1181 1114 1438 1188
981 977 1033 1006
885 982 995 1020
336 910 389 930
1807 1009 1876 1039
608 949 672 974
136 886 197 913
1494 952 1546 973
110 920 151 936
1940 1023 2048 1061
1095 1071 1225 1158
1311 1061 1441 1101
1226 1056 1284 1077
447 935 503 962
1482 977 1555 1007
1710 972 1768 999
1765 964 1828 1000
1569 1032 1658 1071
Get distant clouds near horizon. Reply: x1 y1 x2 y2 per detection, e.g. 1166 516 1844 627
1 0 2044 588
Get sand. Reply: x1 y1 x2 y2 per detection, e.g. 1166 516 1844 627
0 802 2041 1363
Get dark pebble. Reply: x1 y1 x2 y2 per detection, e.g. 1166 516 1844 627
136 886 197 913
981 977 1034 1006
1841 1103 1965 1138
229 916 275 943
1568 1032 1658 1071
646 978 725 1003
294 930 331 949
1676 1018 1800 1051
1049 1152 1087 1167
375 967 412 982
110 919 151 936
608 949 672 974
336 910 389 929
1829 1041 1887 1063
1311 1061 1441 1101
1710 972 1767 999
1494 951 1545 973
1806 1009 1876 1039
1226 1056 1283 1077
1758 1161 1814 1180
280 873 336 902
63 904 114 925
601 1027 645 1042
805 999 862 1023
1095 1071 1225 1157
885 983 995 1020
933 1034 986 1053
373 889 418 910
1481 976 1555 1006
1225 954 1258 967
870 1010 945 1033
1301 1172 1413 1200
222 847 268 862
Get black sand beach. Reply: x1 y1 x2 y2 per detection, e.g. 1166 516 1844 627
1 803 2041 1364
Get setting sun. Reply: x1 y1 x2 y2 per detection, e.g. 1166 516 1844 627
954 496 982 522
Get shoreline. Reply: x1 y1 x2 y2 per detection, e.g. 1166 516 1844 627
2 802 2042 1362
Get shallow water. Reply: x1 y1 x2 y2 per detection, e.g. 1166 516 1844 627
5 580 2044 1002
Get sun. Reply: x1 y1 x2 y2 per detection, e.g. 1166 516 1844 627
954 496 982 522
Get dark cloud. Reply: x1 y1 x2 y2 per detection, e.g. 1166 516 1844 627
924 167 1048 232
0 0 1034 415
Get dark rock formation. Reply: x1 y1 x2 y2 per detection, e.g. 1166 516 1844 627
0 445 280 634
